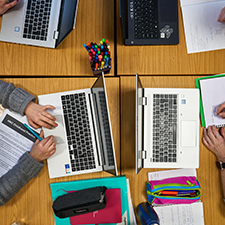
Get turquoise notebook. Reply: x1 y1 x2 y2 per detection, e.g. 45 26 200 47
50 176 130 225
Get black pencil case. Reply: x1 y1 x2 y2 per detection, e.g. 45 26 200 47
52 186 107 218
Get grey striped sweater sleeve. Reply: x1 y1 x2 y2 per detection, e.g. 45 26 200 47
0 80 44 205
0 80 35 115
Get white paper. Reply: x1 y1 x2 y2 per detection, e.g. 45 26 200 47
148 168 197 181
0 110 37 177
126 179 137 225
180 0 225 53
200 76 225 128
154 202 205 225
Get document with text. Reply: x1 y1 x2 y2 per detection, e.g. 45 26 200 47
0 110 38 177
180 0 225 53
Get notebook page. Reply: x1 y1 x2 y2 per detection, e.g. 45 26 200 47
180 0 225 53
154 202 205 225
148 169 196 181
181 0 224 7
200 77 225 128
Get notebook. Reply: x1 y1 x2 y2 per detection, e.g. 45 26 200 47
38 73 118 178
0 0 79 48
70 189 122 225
119 0 179 45
195 74 225 128
135 74 199 174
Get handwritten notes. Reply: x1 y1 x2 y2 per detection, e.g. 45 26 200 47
180 0 225 53
154 203 205 225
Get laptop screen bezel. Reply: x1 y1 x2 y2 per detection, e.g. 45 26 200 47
91 73 118 176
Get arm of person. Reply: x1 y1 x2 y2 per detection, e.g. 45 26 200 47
0 131 56 206
203 125 225 201
0 80 58 129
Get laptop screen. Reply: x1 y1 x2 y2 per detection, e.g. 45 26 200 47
136 74 144 174
56 0 79 47
91 74 118 176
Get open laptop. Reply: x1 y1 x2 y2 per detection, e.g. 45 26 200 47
120 0 179 45
38 73 118 178
135 74 199 174
0 0 79 48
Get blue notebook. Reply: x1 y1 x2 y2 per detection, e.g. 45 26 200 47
50 176 130 225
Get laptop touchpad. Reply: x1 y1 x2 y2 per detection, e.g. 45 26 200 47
181 121 197 147
43 115 66 145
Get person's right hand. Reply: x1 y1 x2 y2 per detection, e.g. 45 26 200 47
29 130 56 162
0 0 18 16
203 125 225 162
217 102 225 118
218 7 225 23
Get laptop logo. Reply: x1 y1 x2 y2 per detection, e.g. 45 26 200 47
65 164 71 174
14 26 20 32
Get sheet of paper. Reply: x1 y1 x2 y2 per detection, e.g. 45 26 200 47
126 179 137 225
200 77 225 128
0 109 37 177
148 168 196 181
181 0 224 7
154 202 205 225
180 0 225 53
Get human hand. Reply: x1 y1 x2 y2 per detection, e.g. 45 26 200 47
0 0 18 15
203 125 225 162
29 130 56 162
25 102 58 129
218 7 225 23
217 102 225 118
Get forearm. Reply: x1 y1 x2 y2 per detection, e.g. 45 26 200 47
0 152 44 206
0 81 35 115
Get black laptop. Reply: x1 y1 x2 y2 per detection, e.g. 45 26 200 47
120 0 179 45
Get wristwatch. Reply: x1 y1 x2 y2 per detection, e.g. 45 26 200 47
216 161 225 170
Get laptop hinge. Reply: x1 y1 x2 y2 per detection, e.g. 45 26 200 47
141 150 147 159
139 97 147 106
53 31 59 40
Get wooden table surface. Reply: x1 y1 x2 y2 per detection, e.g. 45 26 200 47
0 77 120 225
120 76 225 225
0 0 115 77
116 0 225 76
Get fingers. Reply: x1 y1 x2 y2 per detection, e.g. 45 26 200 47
217 103 225 115
203 127 212 147
4 0 18 10
212 125 221 139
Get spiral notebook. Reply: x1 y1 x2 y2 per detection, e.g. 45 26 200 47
195 74 225 128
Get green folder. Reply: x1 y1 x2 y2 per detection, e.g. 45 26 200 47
50 176 130 225
195 73 225 127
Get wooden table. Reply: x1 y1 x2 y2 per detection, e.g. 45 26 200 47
120 76 225 225
0 0 115 77
116 0 225 76
0 77 120 225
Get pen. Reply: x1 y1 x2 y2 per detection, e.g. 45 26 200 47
23 123 43 141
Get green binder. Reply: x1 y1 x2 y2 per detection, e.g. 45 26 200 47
195 74 225 127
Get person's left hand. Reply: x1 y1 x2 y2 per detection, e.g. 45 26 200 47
203 125 225 162
25 102 58 129
0 0 18 16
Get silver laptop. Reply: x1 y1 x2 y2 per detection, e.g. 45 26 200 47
0 0 79 48
136 74 199 174
38 73 118 178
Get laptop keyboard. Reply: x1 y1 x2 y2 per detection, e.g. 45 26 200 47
131 0 159 39
61 93 96 172
151 94 178 163
98 92 114 166
23 0 52 41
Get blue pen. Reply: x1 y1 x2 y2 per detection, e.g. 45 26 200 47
24 123 42 141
